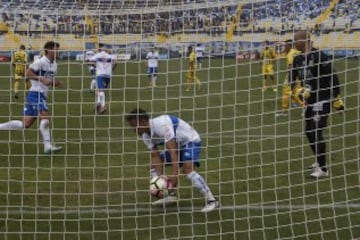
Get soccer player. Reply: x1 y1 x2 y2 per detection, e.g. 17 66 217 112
276 40 304 117
89 44 116 114
146 48 159 87
260 40 277 92
195 43 205 69
85 50 97 92
291 31 344 178
186 46 201 92
126 108 219 212
0 41 63 154
12 45 30 99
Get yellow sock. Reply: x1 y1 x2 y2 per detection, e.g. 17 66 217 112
14 79 20 94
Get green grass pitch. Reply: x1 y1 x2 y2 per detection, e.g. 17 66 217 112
0 56 358 240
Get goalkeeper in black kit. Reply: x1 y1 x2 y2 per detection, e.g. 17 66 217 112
291 31 344 178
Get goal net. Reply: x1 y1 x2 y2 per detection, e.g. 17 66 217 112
0 0 359 239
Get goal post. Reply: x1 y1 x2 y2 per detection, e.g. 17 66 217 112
0 1 359 239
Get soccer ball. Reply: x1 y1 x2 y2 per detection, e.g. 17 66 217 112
149 175 169 198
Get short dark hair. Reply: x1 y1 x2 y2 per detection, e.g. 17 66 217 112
126 108 149 122
99 43 105 48
20 45 26 50
44 41 59 54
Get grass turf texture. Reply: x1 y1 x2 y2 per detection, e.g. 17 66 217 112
0 57 358 240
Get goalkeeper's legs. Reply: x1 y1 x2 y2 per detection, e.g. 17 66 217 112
305 104 330 177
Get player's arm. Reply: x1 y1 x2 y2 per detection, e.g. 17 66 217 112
320 52 344 110
25 65 62 87
150 146 164 175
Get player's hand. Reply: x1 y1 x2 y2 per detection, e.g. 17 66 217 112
39 76 53 86
333 97 345 112
168 175 178 188
54 80 64 88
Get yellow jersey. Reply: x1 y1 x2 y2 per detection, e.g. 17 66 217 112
261 47 276 65
12 50 27 76
286 48 300 67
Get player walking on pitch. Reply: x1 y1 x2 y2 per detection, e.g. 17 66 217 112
12 45 30 99
186 46 201 92
291 31 344 178
126 108 219 212
260 40 277 92
0 41 63 154
146 48 159 87
89 44 116 114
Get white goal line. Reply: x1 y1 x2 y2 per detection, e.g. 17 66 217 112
1 204 359 215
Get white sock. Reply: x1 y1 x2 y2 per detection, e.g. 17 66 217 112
187 171 215 202
90 79 97 90
40 119 52 150
98 91 105 107
0 120 23 130
150 168 158 178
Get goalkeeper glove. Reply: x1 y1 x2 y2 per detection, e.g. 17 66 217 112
333 95 345 111
300 87 311 99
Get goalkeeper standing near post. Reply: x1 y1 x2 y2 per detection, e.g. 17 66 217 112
291 31 344 178
260 40 277 92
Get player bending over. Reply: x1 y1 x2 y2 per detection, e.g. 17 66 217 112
146 48 159 87
276 40 304 117
260 40 277 92
0 41 63 154
186 46 201 92
12 45 30 99
89 44 116 114
85 50 97 92
126 108 219 212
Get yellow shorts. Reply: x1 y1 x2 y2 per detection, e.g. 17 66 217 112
14 73 25 80
262 64 274 75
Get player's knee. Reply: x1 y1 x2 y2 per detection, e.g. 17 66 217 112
182 162 194 174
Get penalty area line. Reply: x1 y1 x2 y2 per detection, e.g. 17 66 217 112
1 204 360 215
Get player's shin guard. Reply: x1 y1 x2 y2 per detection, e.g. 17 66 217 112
186 171 215 201
40 119 51 150
0 120 23 130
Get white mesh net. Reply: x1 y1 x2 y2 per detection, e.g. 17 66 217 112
0 0 359 239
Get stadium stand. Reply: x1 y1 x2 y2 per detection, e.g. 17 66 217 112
0 0 359 50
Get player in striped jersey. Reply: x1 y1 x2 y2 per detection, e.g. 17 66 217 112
12 45 30 99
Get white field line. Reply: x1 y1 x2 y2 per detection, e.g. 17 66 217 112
1 204 360 215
